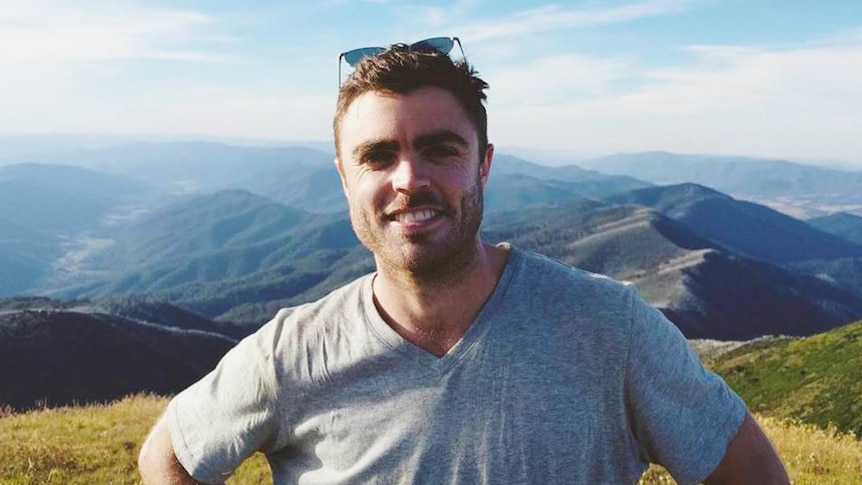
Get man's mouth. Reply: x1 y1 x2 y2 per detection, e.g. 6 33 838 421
390 208 441 225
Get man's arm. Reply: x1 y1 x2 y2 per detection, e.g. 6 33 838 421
138 413 222 485
704 411 789 485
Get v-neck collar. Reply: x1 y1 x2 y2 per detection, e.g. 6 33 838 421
361 246 521 374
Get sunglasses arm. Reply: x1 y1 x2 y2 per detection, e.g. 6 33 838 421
338 53 344 89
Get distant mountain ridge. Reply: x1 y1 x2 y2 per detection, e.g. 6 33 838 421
580 151 862 196
0 163 160 295
807 212 862 246
491 154 651 193
0 162 153 198
79 142 334 197
605 183 862 265
49 190 370 323
0 162 154 235
86 189 316 269
0 296 239 411
579 151 862 218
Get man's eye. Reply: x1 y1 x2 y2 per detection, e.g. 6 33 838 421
423 145 458 160
362 151 396 167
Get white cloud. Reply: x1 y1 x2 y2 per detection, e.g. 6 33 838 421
459 0 696 42
618 43 862 116
0 0 249 137
0 77 335 140
489 54 635 106
124 90 335 141
489 35 862 161
393 6 449 29
0 0 227 65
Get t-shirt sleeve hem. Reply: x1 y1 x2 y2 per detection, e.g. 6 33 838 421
685 395 748 485
167 397 233 485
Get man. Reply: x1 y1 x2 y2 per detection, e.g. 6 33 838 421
139 38 789 484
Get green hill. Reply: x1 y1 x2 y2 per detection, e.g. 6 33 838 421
711 320 862 437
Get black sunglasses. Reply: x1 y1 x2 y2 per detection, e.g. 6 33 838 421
338 36 465 87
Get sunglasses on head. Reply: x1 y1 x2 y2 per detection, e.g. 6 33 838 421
338 36 465 87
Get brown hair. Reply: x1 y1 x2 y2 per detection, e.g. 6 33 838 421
333 44 489 159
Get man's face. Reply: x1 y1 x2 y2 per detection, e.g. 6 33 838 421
335 86 493 278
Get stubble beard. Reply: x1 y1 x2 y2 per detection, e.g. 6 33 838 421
349 183 485 287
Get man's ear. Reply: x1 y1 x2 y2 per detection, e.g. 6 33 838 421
480 143 494 188
334 157 349 197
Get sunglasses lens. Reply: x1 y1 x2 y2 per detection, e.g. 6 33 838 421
411 37 454 54
339 37 461 87
343 47 386 66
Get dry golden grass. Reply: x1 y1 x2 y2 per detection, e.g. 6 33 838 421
1 395 860 484
638 415 862 484
760 416 862 484
0 394 268 485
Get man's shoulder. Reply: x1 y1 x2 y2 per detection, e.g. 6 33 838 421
247 273 373 348
271 273 372 324
496 246 641 340
512 246 634 300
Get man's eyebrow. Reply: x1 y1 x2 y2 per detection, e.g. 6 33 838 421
414 131 469 150
352 139 399 159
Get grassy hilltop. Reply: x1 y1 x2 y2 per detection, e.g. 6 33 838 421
0 395 270 485
710 320 862 438
1 394 860 484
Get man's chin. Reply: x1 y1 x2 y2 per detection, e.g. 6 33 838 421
380 243 477 281
390 247 446 272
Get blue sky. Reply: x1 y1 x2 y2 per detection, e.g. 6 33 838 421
2 0 861 163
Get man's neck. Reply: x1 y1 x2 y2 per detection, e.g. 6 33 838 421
372 241 509 357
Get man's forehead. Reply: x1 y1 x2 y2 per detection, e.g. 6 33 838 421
340 87 476 149
344 87 465 119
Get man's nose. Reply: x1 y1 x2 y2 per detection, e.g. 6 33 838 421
391 156 430 193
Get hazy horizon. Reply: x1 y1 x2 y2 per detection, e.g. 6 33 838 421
1 132 862 172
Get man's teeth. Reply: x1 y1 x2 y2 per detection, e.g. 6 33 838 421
396 210 436 224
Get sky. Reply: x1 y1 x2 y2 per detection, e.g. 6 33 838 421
1 0 861 164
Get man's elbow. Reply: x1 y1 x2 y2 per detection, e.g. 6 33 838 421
138 414 206 485
137 426 164 483
704 411 790 485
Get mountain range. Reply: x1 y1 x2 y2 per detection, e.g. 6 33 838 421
3 142 862 409
33 184 862 340
605 183 862 265
0 163 157 294
0 144 857 333
578 151 862 218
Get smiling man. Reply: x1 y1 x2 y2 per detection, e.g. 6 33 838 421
335 81 506 358
139 38 789 484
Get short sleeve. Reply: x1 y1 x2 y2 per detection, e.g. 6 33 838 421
167 325 283 484
624 286 747 485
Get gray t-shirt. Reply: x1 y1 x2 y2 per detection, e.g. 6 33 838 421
168 246 746 484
